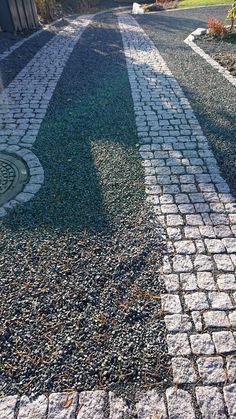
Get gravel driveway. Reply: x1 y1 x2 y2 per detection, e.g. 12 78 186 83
0 13 169 398
0 6 236 417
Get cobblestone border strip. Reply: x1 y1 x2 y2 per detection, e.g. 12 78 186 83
0 14 94 218
184 28 236 87
1 385 236 417
0 18 65 62
0 388 198 418
164 3 231 11
118 12 236 417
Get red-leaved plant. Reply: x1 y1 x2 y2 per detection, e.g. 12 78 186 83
208 18 227 37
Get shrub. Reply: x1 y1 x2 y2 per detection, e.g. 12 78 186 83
35 0 55 20
35 0 100 21
226 0 236 31
208 17 227 37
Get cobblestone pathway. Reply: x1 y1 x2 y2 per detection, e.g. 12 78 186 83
0 10 236 419
0 15 93 215
118 12 236 417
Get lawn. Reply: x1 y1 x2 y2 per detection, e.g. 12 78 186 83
178 0 230 8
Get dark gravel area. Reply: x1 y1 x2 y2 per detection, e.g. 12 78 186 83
0 18 73 92
136 6 236 193
0 13 170 398
196 32 236 76
0 32 28 55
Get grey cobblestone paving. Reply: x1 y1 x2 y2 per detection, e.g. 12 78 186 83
118 12 236 417
0 14 93 217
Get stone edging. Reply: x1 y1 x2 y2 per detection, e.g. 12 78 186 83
141 4 231 15
184 28 236 87
0 148 44 218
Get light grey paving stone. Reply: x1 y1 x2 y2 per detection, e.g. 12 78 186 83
0 208 7 217
217 274 236 290
197 356 226 384
175 193 190 203
209 292 233 310
228 311 236 328
166 214 184 226
23 183 42 194
136 390 167 419
203 311 230 328
192 311 203 332
172 255 193 273
184 227 201 239
77 391 106 419
190 334 215 355
186 214 204 226
194 255 213 271
48 392 78 418
160 194 174 204
195 239 206 254
222 238 236 253
167 227 182 240
212 331 236 354
178 204 195 214
18 395 48 419
163 274 179 292
15 192 33 203
162 255 172 274
226 356 236 383
0 395 19 419
161 204 178 214
213 254 234 272
199 226 216 238
179 273 198 291
174 240 196 255
205 239 226 254
195 386 226 418
167 333 191 356
161 295 182 314
214 225 232 238
196 272 217 290
109 392 132 419
185 292 209 311
166 387 195 418
231 254 236 269
164 314 192 332
223 384 236 417
172 357 197 384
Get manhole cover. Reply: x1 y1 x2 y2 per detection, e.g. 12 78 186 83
0 153 28 206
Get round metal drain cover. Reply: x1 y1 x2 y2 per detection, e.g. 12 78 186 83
0 153 28 206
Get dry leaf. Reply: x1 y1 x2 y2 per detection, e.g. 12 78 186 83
64 397 73 408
